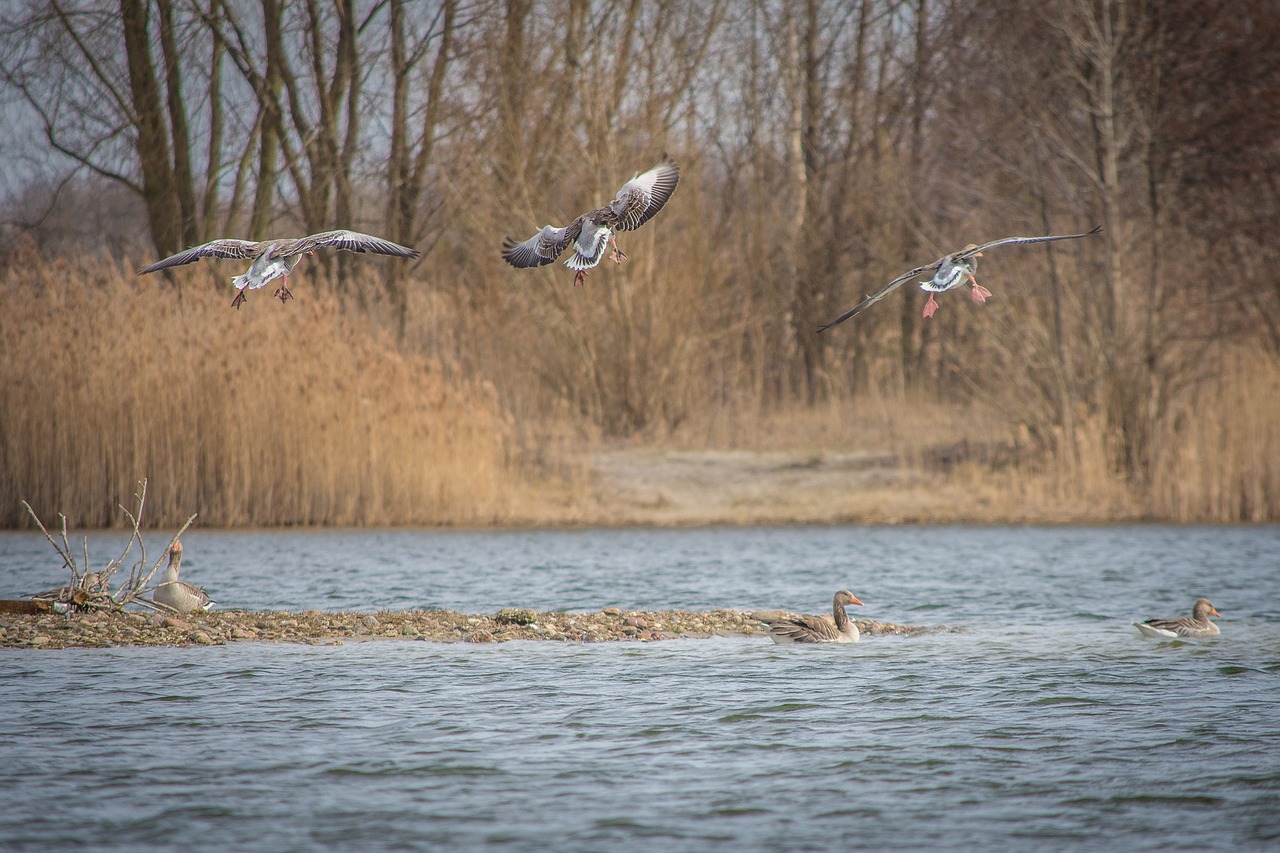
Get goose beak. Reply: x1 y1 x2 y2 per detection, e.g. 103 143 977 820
848 595 864 606
1210 607 1221 617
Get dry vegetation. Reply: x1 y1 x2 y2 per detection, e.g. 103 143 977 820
2 245 1277 527
1 0 1278 526
0 246 536 527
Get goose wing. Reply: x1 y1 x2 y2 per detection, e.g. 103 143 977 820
501 222 582 268
608 156 680 232
285 230 419 259
1133 620 1180 638
1136 615 1216 637
817 262 941 332
766 613 840 643
962 225 1102 259
138 239 263 274
153 580 214 613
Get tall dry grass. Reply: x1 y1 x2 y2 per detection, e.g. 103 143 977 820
1148 348 1280 522
2 243 1277 527
0 245 532 528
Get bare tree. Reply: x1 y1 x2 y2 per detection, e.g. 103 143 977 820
0 0 231 257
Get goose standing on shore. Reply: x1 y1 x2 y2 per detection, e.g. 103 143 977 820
139 230 420 309
502 156 680 286
762 590 864 644
818 226 1102 330
152 541 215 614
1133 598 1221 638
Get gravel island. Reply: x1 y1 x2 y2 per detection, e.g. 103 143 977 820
0 607 937 649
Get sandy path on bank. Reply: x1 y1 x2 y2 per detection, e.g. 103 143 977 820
579 447 1014 526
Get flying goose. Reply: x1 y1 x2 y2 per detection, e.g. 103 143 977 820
1133 598 1221 638
818 226 1102 331
502 156 680 286
139 230 420 309
152 541 215 614
762 590 864 644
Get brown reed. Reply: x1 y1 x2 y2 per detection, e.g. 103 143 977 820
1148 347 1280 522
0 246 525 527
2 246 1277 526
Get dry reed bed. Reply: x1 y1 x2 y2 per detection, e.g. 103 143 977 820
2 249 1278 526
0 250 521 527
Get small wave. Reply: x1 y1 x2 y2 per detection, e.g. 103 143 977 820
1029 695 1103 706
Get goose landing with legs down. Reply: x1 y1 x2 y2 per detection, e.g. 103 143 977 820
818 226 1102 330
139 230 420 309
502 157 680 287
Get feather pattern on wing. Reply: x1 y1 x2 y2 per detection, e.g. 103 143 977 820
137 239 263 274
502 224 580 268
607 157 681 232
286 230 419 258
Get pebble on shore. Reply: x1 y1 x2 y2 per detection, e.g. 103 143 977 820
0 608 938 649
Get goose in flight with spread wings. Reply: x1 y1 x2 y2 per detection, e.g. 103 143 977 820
502 156 680 286
818 226 1102 331
139 230 420 309
1133 598 1221 639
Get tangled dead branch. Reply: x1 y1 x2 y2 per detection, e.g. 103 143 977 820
21 479 197 614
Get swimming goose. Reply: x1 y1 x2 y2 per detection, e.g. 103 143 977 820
1133 598 1221 638
152 541 215 613
763 590 864 644
502 156 680 286
139 230 420 309
818 226 1102 330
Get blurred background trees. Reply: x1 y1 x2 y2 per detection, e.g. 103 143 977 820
2 0 1277 518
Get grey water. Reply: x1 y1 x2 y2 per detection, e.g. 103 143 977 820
1 525 1278 851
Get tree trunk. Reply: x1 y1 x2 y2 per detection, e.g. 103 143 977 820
119 0 181 256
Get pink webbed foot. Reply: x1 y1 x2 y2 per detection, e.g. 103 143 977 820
573 270 589 287
969 276 991 304
609 239 629 264
274 278 294 304
232 291 247 310
922 294 939 318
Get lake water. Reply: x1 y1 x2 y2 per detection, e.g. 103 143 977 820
1 525 1278 851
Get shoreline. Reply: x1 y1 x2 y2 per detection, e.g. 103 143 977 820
0 607 937 650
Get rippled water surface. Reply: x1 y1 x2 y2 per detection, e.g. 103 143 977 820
2 525 1278 851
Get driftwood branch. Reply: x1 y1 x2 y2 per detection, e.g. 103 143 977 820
21 501 76 577
22 479 198 612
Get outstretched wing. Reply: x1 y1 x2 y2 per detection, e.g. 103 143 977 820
817 261 941 332
962 225 1102 259
501 222 581 268
137 239 262 275
288 230 419 259
609 156 680 232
